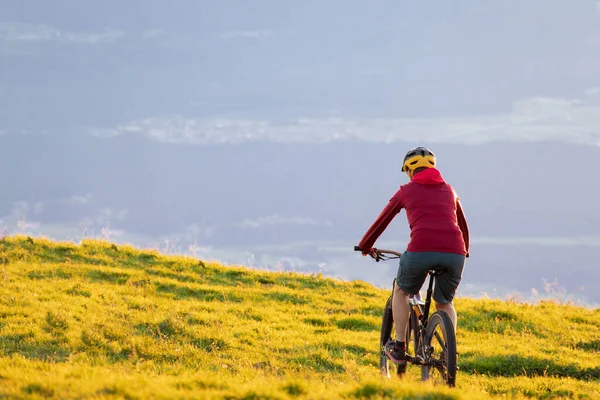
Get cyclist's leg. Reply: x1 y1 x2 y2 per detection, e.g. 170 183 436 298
394 251 429 339
391 280 409 342
430 252 465 331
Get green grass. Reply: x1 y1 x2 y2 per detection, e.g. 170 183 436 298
0 235 599 399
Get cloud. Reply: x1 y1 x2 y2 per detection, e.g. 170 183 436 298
511 97 580 117
141 29 166 40
97 207 128 223
88 128 120 138
585 87 599 96
2 200 43 221
65 194 92 205
222 30 272 39
79 207 128 231
91 96 600 147
238 215 333 229
0 22 124 44
473 236 600 247
0 128 48 136
0 200 44 235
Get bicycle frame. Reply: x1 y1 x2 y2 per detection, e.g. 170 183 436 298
404 269 443 365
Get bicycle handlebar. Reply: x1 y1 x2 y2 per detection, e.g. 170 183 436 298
354 246 402 261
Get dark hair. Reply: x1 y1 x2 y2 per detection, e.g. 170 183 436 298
413 167 428 174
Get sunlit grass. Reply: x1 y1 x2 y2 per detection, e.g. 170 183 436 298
0 235 598 399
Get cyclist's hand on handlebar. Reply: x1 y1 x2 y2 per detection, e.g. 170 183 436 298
354 246 376 257
364 248 377 258
355 246 401 262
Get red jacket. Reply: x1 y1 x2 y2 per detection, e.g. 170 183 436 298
358 168 469 256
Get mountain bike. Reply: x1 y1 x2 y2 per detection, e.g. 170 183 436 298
354 246 458 387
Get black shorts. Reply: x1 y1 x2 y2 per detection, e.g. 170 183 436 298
396 251 465 304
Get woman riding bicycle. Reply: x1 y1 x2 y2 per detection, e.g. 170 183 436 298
357 147 470 366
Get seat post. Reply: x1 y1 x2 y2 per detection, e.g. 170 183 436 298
421 271 436 323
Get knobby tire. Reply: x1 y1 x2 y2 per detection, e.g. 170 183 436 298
421 311 457 387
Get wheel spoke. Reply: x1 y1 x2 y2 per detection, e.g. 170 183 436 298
433 330 447 351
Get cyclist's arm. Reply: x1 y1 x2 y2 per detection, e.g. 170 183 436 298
456 198 470 257
357 189 404 254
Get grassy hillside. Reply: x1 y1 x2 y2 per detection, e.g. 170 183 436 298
0 236 598 400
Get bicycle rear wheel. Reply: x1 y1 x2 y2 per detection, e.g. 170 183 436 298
421 311 457 387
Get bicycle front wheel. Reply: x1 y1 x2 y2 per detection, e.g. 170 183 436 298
420 311 457 387
379 295 412 378
379 295 395 378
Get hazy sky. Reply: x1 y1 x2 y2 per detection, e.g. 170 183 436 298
2 1 600 305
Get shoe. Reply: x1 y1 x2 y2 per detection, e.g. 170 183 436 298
384 340 406 365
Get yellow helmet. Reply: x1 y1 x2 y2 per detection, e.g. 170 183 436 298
401 147 436 172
